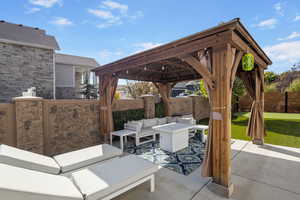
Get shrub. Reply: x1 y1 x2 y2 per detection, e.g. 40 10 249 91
113 109 144 130
155 103 165 118
265 82 279 93
286 79 300 92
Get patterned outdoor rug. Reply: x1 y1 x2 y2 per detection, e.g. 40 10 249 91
125 136 206 176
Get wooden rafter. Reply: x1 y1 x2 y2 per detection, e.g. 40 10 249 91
179 54 214 89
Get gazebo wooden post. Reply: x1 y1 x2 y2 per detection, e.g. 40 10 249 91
98 73 118 143
208 43 235 196
153 82 174 116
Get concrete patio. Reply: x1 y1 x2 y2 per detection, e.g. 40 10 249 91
115 140 300 200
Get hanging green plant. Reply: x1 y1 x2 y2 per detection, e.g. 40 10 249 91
242 53 254 71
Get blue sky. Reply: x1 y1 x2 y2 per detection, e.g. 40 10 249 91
1 0 300 74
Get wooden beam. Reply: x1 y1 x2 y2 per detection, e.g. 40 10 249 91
95 31 232 75
230 50 243 87
179 54 214 89
230 31 268 69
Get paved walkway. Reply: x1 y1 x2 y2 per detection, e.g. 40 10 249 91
115 140 300 200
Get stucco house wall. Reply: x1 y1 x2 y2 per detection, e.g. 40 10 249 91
0 42 54 102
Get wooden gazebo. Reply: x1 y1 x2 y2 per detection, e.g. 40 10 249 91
92 18 272 197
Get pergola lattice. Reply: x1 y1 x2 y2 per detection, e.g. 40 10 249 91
92 18 272 197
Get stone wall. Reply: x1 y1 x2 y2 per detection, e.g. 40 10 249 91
0 103 16 147
0 96 210 155
15 98 44 154
43 100 101 155
0 42 54 102
170 97 193 116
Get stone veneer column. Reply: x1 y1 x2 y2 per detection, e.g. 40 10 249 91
14 97 44 154
142 95 155 119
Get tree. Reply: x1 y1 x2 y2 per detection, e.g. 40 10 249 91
265 82 279 93
286 79 300 92
126 81 158 98
291 62 300 71
264 71 279 84
80 74 98 99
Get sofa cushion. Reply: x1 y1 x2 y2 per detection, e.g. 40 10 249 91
167 116 178 123
71 155 158 200
140 127 156 136
142 118 158 128
177 118 195 125
54 144 122 173
0 144 60 174
0 163 83 200
157 117 167 125
125 120 143 132
181 114 193 118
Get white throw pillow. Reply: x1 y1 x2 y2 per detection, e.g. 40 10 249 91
142 118 158 128
181 114 193 118
157 117 167 125
167 116 178 123
177 118 195 125
125 121 143 132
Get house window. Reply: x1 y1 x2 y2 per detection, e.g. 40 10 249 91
55 64 75 87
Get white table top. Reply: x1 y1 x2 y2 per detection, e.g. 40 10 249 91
153 122 193 133
111 129 136 136
192 125 209 129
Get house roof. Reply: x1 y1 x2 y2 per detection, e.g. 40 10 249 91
55 53 100 68
0 20 59 50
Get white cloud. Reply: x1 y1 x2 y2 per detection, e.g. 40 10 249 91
133 42 163 53
264 41 300 63
98 49 124 64
29 0 61 8
278 32 300 41
255 18 277 29
50 17 73 26
102 0 128 14
294 16 300 21
134 42 162 50
274 2 286 16
88 1 143 29
25 7 40 14
88 9 115 20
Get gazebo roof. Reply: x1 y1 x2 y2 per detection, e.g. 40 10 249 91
92 18 272 83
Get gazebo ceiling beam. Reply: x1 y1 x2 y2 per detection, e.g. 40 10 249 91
179 54 214 89
96 31 232 75
230 31 267 68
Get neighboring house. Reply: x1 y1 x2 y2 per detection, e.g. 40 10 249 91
0 20 99 102
55 53 99 99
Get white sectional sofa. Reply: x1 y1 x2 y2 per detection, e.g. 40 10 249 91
0 144 159 200
124 114 196 146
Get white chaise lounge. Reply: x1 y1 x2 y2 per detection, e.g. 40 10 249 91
0 144 122 174
0 144 159 200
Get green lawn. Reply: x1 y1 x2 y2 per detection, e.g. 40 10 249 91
199 112 300 148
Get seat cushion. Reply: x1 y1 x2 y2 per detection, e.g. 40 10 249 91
140 128 156 136
0 163 83 200
157 117 167 125
167 116 178 123
0 144 60 174
54 144 122 173
71 155 158 200
177 117 195 125
142 118 158 128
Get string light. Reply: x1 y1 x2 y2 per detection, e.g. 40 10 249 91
126 70 129 74
162 65 165 71
144 66 147 71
